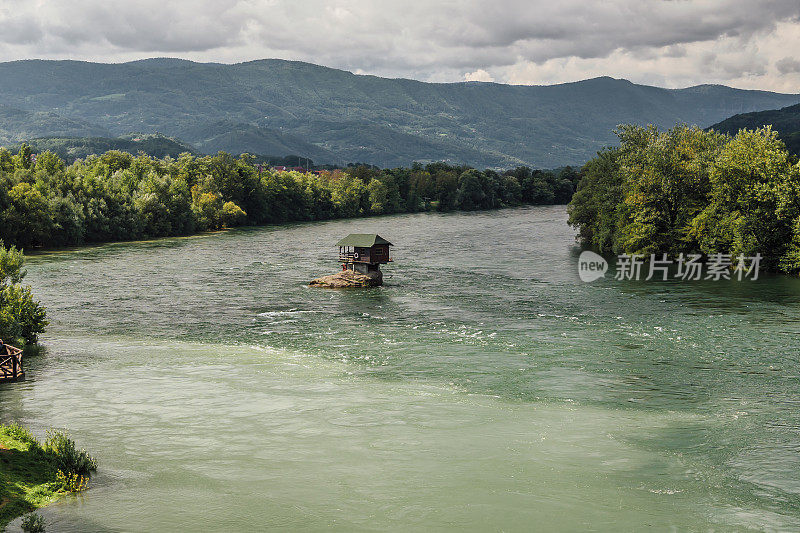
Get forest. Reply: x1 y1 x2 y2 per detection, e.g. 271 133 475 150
568 124 800 274
0 144 579 250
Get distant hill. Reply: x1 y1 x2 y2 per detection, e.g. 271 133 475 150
180 120 337 163
709 103 800 156
21 133 196 162
0 58 798 167
0 104 110 145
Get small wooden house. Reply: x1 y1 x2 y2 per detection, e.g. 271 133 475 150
337 234 393 274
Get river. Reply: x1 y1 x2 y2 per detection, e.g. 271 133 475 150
2 205 800 531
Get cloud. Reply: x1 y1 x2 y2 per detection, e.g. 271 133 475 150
776 57 800 74
0 0 798 91
464 69 494 82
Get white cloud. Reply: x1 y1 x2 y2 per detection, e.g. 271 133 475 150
0 0 798 91
464 69 494 82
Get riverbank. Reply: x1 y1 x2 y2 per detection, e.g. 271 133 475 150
0 424 95 529
0 425 58 528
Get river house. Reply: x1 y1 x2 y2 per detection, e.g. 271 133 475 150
337 233 393 274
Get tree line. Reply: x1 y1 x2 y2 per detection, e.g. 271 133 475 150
568 124 800 274
0 144 579 250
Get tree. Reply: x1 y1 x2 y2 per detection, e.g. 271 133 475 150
455 169 486 210
567 149 623 251
616 124 726 255
690 127 796 269
0 242 47 345
15 143 32 170
0 183 53 248
367 178 389 215
221 201 247 227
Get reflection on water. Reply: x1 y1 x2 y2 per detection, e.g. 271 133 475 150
3 206 800 531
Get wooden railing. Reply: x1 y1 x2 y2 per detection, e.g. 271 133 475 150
0 344 24 382
339 252 391 263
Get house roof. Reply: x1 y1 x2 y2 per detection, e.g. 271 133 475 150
336 233 393 247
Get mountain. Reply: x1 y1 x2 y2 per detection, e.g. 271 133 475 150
0 58 798 167
21 133 196 162
179 120 337 163
0 104 110 145
709 103 800 156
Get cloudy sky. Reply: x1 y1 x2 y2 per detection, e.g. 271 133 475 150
1 0 799 91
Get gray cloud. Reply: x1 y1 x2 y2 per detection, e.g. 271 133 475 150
776 57 800 74
0 0 798 90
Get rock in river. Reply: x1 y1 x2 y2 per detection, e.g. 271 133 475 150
309 269 383 288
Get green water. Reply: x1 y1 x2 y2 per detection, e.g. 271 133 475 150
2 206 800 531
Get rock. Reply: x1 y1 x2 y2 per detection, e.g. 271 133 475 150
309 269 383 288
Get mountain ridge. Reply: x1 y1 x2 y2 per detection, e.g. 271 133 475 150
0 58 798 167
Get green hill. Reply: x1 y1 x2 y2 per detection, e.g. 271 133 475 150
0 104 110 145
709 103 800 156
22 133 197 162
0 58 798 167
181 120 337 163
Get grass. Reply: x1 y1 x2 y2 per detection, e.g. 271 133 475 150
0 423 96 529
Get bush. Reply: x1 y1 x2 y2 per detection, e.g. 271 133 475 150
55 470 90 492
44 430 97 477
20 513 45 533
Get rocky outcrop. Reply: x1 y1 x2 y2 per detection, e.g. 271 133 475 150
309 269 383 288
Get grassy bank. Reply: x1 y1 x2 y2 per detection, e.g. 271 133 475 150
0 424 96 529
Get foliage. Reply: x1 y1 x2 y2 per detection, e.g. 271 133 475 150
44 430 97 478
21 513 46 533
0 148 577 251
2 423 39 447
569 124 800 274
0 423 96 529
55 470 90 493
0 242 47 344
23 133 196 163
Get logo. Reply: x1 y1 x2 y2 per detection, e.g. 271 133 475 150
578 251 608 282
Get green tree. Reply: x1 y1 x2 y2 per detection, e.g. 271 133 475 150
221 201 247 227
455 169 486 210
0 183 53 248
690 127 797 269
367 178 389 215
0 242 47 345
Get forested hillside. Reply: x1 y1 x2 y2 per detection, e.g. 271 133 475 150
21 134 196 162
0 59 797 168
710 103 800 156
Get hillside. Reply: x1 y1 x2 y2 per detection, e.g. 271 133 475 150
0 58 798 167
22 133 196 162
709 103 800 155
0 104 110 145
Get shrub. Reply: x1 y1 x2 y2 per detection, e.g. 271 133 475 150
20 513 45 533
55 470 90 492
44 430 97 477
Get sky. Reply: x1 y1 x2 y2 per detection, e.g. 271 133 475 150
0 0 799 92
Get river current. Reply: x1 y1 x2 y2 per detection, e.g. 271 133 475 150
3 205 800 531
